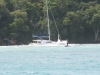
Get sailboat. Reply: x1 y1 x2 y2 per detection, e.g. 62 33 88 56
29 0 68 46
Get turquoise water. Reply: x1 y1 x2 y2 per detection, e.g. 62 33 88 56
0 44 100 75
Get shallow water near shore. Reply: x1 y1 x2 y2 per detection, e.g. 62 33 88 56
0 44 100 75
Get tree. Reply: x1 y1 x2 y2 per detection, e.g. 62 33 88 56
63 10 85 41
90 13 100 40
0 0 10 38
84 4 100 40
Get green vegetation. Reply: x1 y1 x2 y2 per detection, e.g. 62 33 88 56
0 0 100 45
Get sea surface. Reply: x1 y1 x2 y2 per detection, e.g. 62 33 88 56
0 44 100 75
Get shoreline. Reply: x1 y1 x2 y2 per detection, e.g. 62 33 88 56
0 43 100 46
68 40 100 44
1 40 100 46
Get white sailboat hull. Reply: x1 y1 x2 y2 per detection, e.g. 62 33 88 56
29 40 67 47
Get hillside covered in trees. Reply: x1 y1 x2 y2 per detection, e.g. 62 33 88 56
0 0 100 45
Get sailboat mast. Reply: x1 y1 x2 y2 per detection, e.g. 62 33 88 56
46 0 50 41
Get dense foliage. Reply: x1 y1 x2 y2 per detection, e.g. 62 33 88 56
0 0 100 45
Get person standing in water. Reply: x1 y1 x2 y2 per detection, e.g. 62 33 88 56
65 40 68 47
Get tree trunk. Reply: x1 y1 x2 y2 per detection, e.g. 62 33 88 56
94 28 99 40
